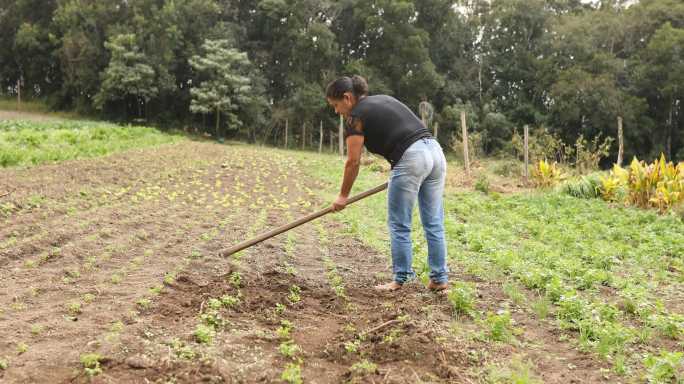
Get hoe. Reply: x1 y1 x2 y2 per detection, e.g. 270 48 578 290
219 183 388 257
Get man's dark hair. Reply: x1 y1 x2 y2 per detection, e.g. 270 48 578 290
325 75 369 100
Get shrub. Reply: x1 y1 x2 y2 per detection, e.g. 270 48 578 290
531 160 564 188
559 173 602 199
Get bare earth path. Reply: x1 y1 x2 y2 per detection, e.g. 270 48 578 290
0 141 613 383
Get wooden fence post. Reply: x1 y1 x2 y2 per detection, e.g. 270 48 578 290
330 131 334 153
461 111 470 177
284 118 288 148
339 115 344 157
524 125 530 184
318 120 323 153
433 122 439 142
617 116 624 166
302 122 306 149
17 78 21 110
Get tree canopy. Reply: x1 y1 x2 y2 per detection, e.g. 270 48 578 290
1 0 682 160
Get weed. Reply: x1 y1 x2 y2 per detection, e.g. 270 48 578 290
148 285 163 296
531 296 550 319
274 303 286 315
475 174 490 194
644 350 683 383
350 359 378 376
447 282 477 316
485 311 514 342
502 281 525 306
0 358 7 370
485 356 542 384
136 298 152 310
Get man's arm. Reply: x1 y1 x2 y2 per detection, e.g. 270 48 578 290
332 121 364 211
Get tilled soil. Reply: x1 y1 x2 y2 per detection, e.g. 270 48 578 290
0 141 612 383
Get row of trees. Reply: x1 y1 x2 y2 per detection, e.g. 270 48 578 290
1 0 683 162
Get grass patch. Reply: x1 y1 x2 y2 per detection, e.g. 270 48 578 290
0 119 184 167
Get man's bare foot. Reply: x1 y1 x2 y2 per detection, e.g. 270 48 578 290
374 281 403 291
427 280 449 291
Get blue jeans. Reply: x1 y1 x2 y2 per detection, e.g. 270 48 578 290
388 138 448 284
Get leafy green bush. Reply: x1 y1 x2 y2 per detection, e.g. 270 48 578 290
559 173 602 199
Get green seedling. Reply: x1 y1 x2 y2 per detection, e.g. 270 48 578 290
0 358 8 370
350 359 378 376
30 324 44 336
136 298 152 309
281 362 303 384
228 272 242 288
276 320 294 339
16 342 28 355
274 303 286 315
278 340 301 359
80 353 103 377
67 302 82 315
288 285 301 303
194 324 214 344
220 295 240 308
447 282 477 316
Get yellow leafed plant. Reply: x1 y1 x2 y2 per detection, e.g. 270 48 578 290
531 159 564 188
600 155 684 212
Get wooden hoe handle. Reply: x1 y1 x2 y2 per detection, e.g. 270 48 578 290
219 182 388 257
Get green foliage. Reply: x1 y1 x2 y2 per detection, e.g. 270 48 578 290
559 173 602 199
531 160 564 188
447 282 477 317
644 351 684 384
194 324 214 344
80 353 103 377
599 156 684 212
281 362 303 384
189 39 257 138
349 359 378 376
485 311 514 342
0 120 181 168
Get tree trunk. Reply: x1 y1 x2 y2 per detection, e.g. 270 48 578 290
617 116 624 166
319 121 323 153
285 118 289 148
668 98 673 159
302 122 306 149
461 111 470 177
216 106 220 139
16 78 21 110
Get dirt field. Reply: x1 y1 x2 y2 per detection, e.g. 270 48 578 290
0 141 613 383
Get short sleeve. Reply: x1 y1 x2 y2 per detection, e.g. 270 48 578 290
344 115 364 139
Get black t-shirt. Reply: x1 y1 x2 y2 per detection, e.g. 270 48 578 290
345 95 431 168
